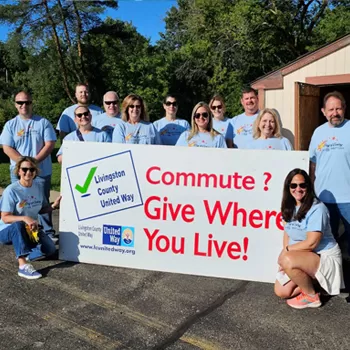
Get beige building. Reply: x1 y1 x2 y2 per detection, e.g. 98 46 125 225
251 34 350 150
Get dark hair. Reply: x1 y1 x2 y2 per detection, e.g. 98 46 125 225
323 91 346 109
281 168 317 222
241 87 257 97
163 94 178 104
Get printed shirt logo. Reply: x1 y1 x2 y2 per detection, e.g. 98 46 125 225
236 124 252 136
18 199 27 208
317 136 343 152
17 129 25 137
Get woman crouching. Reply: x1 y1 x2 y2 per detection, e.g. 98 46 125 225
275 168 343 309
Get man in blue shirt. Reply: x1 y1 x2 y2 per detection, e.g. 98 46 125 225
309 91 350 254
92 91 123 138
231 88 259 149
0 91 57 236
56 83 103 142
57 106 111 163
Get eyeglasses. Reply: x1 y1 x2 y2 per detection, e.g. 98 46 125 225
194 112 209 119
211 105 222 110
75 111 90 118
289 183 307 189
104 101 118 105
21 167 36 174
129 105 141 109
16 101 32 106
165 101 177 107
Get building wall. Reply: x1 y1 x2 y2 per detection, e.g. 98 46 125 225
264 45 350 145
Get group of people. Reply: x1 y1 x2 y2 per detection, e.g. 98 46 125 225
0 83 348 312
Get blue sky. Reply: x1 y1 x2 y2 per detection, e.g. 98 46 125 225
0 0 176 44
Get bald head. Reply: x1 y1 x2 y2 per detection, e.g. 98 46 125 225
103 91 120 117
15 91 33 119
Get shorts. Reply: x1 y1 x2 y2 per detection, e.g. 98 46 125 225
315 244 344 295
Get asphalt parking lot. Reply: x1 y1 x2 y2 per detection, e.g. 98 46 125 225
1 207 350 349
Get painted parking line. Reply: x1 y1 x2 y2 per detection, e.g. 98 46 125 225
43 312 122 350
0 261 222 349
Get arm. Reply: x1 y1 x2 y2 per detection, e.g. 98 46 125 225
39 195 61 214
2 145 22 162
35 141 55 163
1 211 38 231
309 161 316 183
286 231 322 252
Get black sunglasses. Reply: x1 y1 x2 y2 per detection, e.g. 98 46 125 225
21 167 36 174
211 105 222 110
289 183 307 189
104 100 118 105
194 112 209 119
16 101 32 106
75 111 90 118
165 101 177 107
129 105 141 109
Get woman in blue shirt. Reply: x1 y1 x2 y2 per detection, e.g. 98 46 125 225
112 94 161 145
176 102 226 148
250 108 293 150
275 169 343 309
0 156 60 279
209 94 233 148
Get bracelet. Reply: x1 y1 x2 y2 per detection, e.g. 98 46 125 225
286 245 289 252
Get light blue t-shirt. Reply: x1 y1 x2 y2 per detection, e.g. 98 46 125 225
112 121 162 145
213 118 233 141
309 120 350 203
0 180 46 231
56 104 103 133
57 127 111 156
175 131 227 148
231 112 259 149
249 137 293 150
153 117 190 145
284 202 336 253
0 115 57 176
91 113 123 138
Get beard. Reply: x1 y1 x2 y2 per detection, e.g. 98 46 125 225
329 115 344 126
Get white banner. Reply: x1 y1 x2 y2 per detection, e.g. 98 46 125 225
59 142 309 283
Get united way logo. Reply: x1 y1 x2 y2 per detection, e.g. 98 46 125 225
102 224 134 247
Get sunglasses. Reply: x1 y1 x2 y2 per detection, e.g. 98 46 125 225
289 183 307 189
194 112 209 119
75 111 90 118
211 105 222 110
165 101 177 107
21 167 36 174
16 101 32 106
129 105 141 109
104 100 118 105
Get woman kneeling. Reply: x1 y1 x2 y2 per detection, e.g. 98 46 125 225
275 168 343 309
0 156 60 279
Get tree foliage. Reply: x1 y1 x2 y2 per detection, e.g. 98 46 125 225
0 0 349 128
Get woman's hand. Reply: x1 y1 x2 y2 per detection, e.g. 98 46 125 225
52 195 62 210
23 216 38 231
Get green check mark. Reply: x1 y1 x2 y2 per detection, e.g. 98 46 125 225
75 166 98 194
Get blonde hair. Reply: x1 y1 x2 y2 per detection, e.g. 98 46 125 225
209 94 226 116
13 156 40 179
121 94 149 122
253 108 282 139
187 102 219 141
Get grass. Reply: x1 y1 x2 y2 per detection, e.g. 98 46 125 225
0 147 62 192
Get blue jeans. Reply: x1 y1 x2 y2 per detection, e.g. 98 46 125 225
10 171 55 235
0 222 56 259
324 202 350 254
